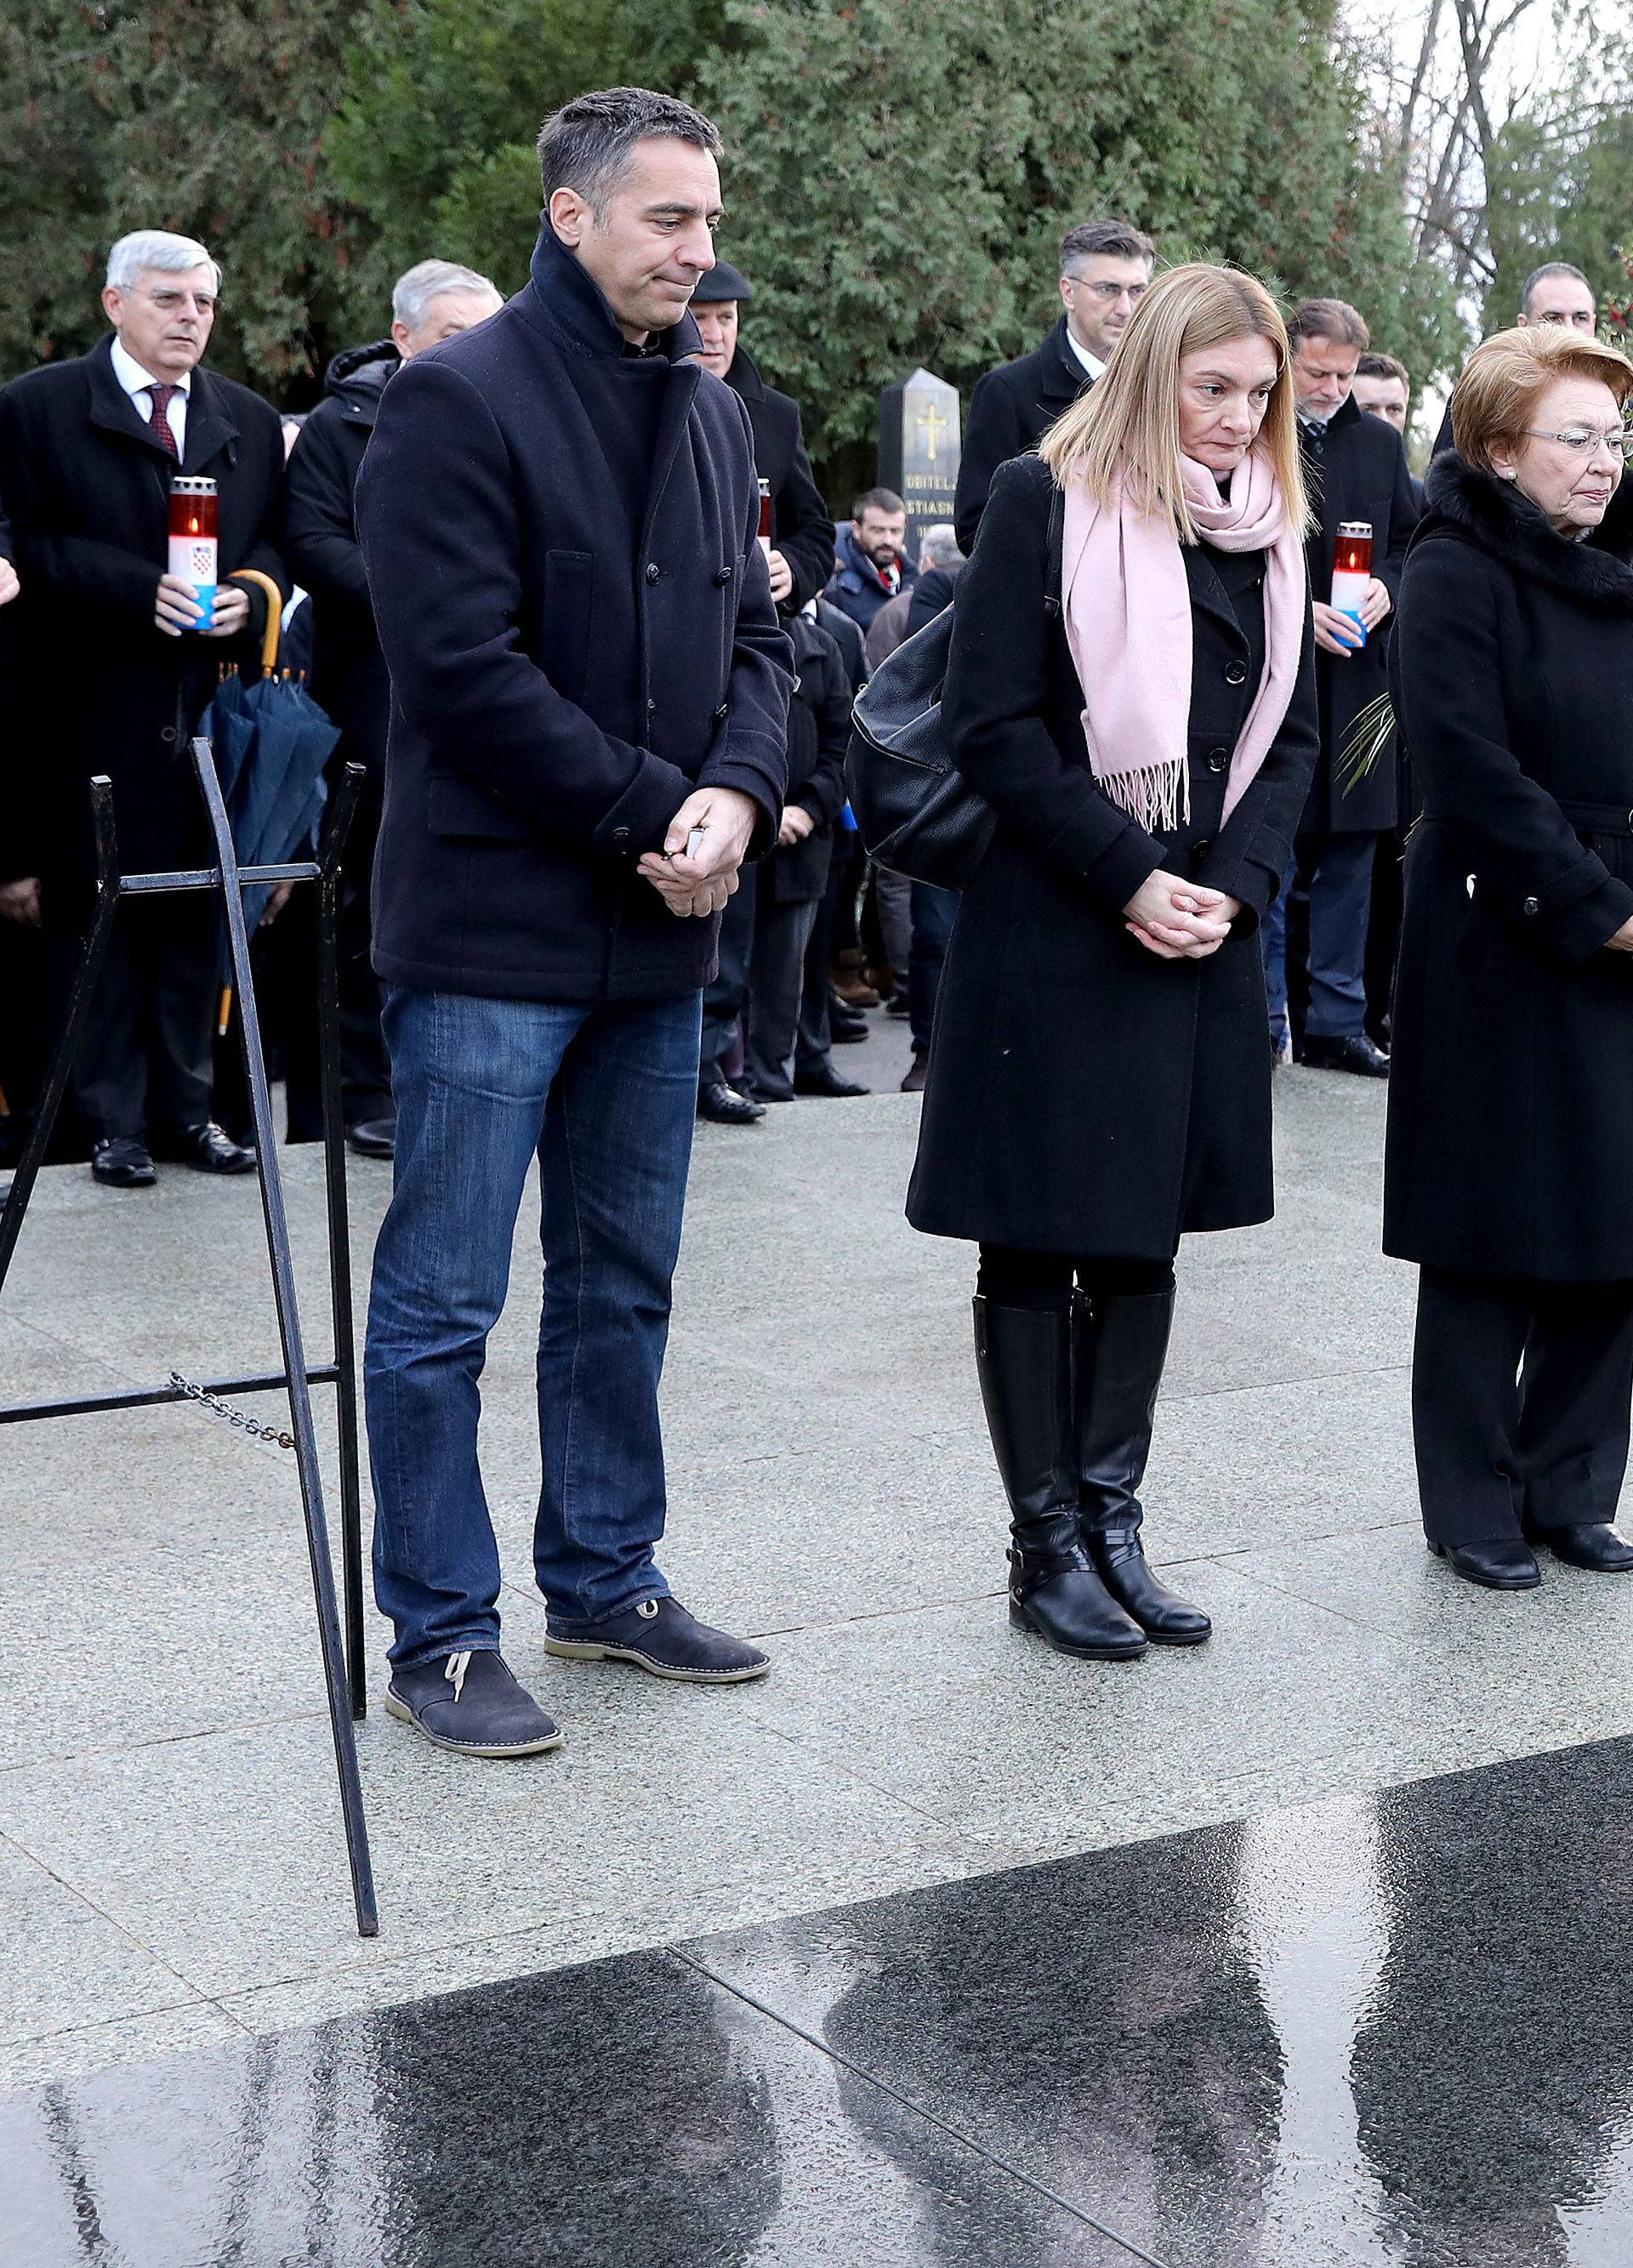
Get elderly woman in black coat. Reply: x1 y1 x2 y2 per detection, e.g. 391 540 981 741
908 265 1319 1662
1385 325 1633 1590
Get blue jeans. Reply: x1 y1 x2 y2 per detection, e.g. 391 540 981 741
1261 833 1378 1043
365 984 703 1668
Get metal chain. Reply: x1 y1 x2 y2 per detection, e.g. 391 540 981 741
168 1370 294 1451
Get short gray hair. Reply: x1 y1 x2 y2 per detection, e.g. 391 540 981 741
917 525 964 571
538 86 721 218
105 230 219 296
391 258 500 335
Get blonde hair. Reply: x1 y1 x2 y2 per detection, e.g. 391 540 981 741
1451 324 1633 471
1038 262 1308 541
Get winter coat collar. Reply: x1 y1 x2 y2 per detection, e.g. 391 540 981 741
724 344 768 404
1038 315 1089 405
522 224 703 365
321 338 400 421
1421 449 1633 613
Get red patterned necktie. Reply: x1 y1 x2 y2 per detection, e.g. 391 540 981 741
146 382 180 460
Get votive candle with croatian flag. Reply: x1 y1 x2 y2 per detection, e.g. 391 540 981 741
757 476 772 560
1332 520 1373 648
168 475 218 628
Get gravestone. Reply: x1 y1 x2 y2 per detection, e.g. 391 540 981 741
878 367 962 557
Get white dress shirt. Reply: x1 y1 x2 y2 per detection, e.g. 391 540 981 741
1065 330 1107 383
110 335 190 456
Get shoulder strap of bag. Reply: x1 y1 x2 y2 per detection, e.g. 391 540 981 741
1043 481 1065 622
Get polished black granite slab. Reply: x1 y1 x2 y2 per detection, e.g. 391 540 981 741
9 1737 1633 2266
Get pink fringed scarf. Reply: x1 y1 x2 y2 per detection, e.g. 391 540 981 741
1060 451 1306 836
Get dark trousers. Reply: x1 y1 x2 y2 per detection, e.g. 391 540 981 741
1413 1266 1633 1545
65 895 216 1145
794 838 851 1075
744 893 822 1097
1263 831 1378 1042
908 881 959 1056
698 866 757 1087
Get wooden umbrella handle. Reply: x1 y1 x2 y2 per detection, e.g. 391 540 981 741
229 568 285 677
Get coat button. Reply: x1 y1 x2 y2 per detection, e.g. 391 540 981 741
714 566 733 587
713 702 729 725
1225 660 1248 685
647 698 657 713
612 827 630 844
1206 746 1228 773
646 563 661 584
161 726 178 745
1522 895 1539 916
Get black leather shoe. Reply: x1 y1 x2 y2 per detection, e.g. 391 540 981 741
793 1066 870 1098
1427 1538 1541 1589
546 1595 771 1682
90 1137 157 1188
828 992 869 1042
346 1116 395 1160
975 1298 1147 1662
697 1079 765 1125
901 1053 930 1094
177 1122 257 1174
1527 1523 1633 1572
1090 1524 1211 1644
1301 1032 1390 1077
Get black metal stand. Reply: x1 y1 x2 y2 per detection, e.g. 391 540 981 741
0 743 378 1937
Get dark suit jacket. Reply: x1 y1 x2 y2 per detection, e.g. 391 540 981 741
770 611 851 902
0 334 285 894
1299 394 1420 834
954 316 1091 552
722 348 834 611
356 227 794 1004
906 565 960 637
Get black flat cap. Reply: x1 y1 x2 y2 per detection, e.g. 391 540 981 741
691 260 751 304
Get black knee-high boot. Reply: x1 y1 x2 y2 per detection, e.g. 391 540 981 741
973 1298 1146 1661
1073 1288 1210 1646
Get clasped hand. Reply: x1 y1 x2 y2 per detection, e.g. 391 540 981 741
1124 870 1239 961
636 787 759 918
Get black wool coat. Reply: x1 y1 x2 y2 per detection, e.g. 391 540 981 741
1384 453 1633 1281
282 338 400 782
908 456 1319 1258
766 611 851 905
953 317 1090 554
0 334 285 898
1299 393 1420 835
722 348 835 612
356 228 794 1005
906 564 959 637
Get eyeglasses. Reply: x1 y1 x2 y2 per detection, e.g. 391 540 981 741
1066 279 1147 305
1524 427 1633 459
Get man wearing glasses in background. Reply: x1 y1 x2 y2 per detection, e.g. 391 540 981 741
954 219 1155 551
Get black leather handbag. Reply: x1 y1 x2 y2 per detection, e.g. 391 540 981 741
845 487 1063 890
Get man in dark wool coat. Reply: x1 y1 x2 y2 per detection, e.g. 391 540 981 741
0 228 285 1187
953 218 1154 552
1262 297 1419 1073
688 259 838 611
283 256 503 1158
356 88 793 1758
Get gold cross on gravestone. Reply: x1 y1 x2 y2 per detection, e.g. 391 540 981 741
915 401 949 463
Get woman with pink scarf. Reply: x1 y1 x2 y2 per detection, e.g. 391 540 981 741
908 264 1319 1664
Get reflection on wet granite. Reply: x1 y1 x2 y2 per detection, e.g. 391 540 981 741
11 1738 1633 2265
689 1735 1633 2266
3 1947 1126 2266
